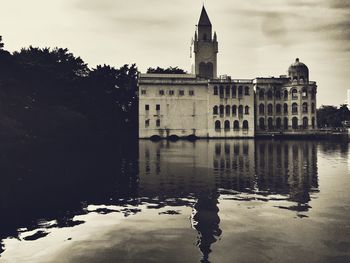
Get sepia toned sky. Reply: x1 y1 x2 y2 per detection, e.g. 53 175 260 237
1 0 349 106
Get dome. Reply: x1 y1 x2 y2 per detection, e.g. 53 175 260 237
288 58 309 82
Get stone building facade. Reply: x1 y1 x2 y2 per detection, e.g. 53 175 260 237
138 6 317 139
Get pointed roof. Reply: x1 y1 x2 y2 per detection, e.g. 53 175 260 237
198 6 212 26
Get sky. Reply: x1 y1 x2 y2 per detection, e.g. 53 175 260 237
0 0 349 106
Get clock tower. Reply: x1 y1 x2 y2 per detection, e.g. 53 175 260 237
191 6 218 79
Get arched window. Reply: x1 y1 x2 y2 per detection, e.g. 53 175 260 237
311 103 315 113
215 120 221 130
244 86 250 95
224 120 230 130
303 117 308 129
219 105 224 115
276 118 281 129
214 86 218 95
276 90 281 99
225 105 230 116
243 120 249 130
283 103 288 114
232 105 237 115
284 117 288 130
302 102 308 113
232 86 236 98
268 118 273 130
268 104 273 115
238 86 243 97
259 104 265 115
225 86 230 96
267 90 273 100
292 103 298 114
233 120 239 130
292 117 298 129
259 89 265 99
238 105 243 115
312 117 315 129
302 87 308 98
244 106 249 115
284 90 288 100
213 105 218 115
259 118 265 130
276 104 281 114
292 89 298 99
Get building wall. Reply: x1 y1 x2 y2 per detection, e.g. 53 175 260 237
139 74 209 138
208 80 255 138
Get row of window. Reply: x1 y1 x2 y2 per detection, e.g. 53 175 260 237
213 86 250 97
258 102 315 115
145 104 161 111
213 105 250 115
258 117 316 130
141 90 195 96
258 88 316 100
214 120 249 130
145 119 161 128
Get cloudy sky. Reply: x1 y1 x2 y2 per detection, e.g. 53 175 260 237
1 0 349 106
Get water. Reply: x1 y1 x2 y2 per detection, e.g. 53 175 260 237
0 139 349 263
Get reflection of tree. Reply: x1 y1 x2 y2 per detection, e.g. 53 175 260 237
191 192 222 263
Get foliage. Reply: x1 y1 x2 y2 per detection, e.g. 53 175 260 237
147 66 187 74
317 104 350 128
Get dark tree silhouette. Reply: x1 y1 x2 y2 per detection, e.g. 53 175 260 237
147 66 187 74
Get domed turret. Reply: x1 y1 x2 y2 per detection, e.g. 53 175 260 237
288 58 309 84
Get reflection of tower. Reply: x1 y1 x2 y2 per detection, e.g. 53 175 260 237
191 192 222 263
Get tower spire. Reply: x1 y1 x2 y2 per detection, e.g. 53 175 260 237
198 5 212 26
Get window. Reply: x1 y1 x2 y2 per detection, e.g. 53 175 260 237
189 90 194 96
259 104 265 115
311 88 316 99
224 120 230 130
276 104 281 114
259 89 265 99
215 120 221 130
284 117 288 130
302 87 308 98
179 90 184 96
219 105 224 115
213 106 218 115
244 86 250 95
292 117 298 129
141 90 146 95
284 103 288 114
156 119 160 127
243 120 249 130
159 90 164 95
219 86 224 98
303 117 308 129
238 86 243 97
284 90 288 100
238 105 243 115
302 102 308 113
169 90 174 95
268 118 273 129
268 104 273 115
145 119 150 128
225 86 230 96
292 89 298 99
145 104 149 111
156 104 160 111
233 120 239 130
259 118 265 130
225 105 230 116
232 86 236 98
292 103 298 114
214 86 218 95
267 90 273 100
312 117 315 129
276 90 281 99
245 106 249 115
276 118 281 129
311 103 315 113
232 105 237 115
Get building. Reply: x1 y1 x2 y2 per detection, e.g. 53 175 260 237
138 6 317 139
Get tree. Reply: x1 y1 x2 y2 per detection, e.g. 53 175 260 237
147 66 187 74
0 36 4 49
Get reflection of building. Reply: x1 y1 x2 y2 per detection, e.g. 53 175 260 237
138 140 319 261
138 6 318 139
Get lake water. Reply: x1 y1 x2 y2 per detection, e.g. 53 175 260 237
0 139 349 263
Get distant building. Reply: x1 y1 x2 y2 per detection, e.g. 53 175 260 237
138 6 317 139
